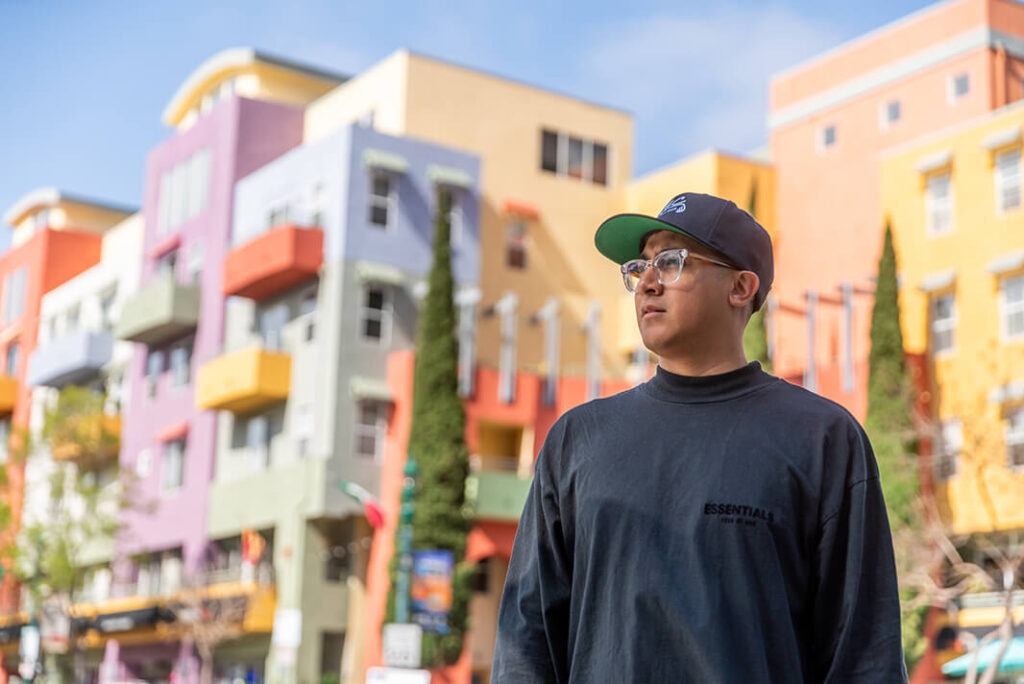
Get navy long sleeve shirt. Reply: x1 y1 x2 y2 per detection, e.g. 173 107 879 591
492 362 907 683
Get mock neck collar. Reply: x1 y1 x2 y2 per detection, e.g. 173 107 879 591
642 361 776 404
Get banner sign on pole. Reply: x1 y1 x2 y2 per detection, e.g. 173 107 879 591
411 550 454 634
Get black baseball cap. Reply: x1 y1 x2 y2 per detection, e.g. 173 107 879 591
594 192 774 311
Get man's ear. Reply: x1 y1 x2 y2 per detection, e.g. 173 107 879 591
728 271 760 310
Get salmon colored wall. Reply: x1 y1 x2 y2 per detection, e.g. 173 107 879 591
363 351 631 683
769 0 1024 417
0 228 103 609
771 0 989 110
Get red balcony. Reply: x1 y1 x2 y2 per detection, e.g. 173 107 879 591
223 224 323 301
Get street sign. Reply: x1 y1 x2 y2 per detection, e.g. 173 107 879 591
381 623 422 669
366 666 430 684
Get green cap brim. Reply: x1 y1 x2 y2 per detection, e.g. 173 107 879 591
594 214 715 264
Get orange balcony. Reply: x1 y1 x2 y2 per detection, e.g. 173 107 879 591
51 414 122 467
196 347 291 413
223 224 323 301
0 376 18 416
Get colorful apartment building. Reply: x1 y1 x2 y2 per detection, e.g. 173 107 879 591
304 50 635 382
365 351 631 683
97 50 343 682
0 189 132 673
202 121 480 683
882 99 1024 639
769 0 1024 418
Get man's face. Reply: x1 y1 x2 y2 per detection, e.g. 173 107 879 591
633 230 735 361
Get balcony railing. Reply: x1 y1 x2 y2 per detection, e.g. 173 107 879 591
0 376 17 415
465 453 532 523
27 329 114 388
196 347 291 413
223 224 323 301
115 275 200 346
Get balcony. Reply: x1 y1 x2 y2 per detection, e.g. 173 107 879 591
0 376 16 416
115 276 200 346
51 414 121 468
223 224 323 301
196 347 291 413
465 457 532 523
27 329 114 388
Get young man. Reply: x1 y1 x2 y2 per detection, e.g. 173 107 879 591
491 193 907 683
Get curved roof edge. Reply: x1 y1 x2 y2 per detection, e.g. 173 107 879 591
3 187 136 227
162 47 348 127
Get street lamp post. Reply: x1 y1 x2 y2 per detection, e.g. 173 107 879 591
395 457 418 624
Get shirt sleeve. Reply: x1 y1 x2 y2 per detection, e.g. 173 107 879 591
811 426 909 683
491 423 572 683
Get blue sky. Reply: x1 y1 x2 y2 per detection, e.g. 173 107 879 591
0 0 935 247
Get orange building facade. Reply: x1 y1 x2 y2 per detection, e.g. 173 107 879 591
769 0 1024 417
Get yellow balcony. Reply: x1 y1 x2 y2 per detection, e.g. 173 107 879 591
51 414 121 467
196 347 291 413
0 375 18 416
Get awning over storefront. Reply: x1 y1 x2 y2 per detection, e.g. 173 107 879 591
91 607 175 634
942 637 1024 678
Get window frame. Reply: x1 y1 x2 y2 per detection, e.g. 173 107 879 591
1005 407 1024 470
353 400 388 461
360 285 393 345
1000 274 1024 341
368 170 396 230
935 417 962 480
925 170 954 237
995 146 1022 215
162 438 186 494
930 292 956 355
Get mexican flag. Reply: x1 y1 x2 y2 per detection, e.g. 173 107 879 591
339 480 385 529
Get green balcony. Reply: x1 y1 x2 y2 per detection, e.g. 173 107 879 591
115 276 200 346
465 471 532 522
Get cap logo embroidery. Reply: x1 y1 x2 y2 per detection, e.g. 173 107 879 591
661 196 687 215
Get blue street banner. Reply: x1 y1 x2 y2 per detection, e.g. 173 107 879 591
411 550 454 634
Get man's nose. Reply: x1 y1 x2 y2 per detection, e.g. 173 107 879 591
639 266 662 293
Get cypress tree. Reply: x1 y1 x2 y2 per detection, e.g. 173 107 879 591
386 189 474 666
865 223 918 526
865 223 924 668
742 182 771 371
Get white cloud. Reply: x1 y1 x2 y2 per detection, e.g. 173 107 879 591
577 3 845 172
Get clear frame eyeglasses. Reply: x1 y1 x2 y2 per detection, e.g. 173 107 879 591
620 248 735 294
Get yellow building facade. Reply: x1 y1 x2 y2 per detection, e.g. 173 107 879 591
882 100 1024 535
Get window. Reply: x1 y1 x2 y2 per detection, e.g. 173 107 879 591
506 221 528 269
949 73 970 102
162 438 185 493
0 417 9 463
186 242 204 285
1001 275 1024 340
996 147 1022 214
146 350 164 398
1006 408 1024 469
819 125 837 150
5 342 18 377
99 287 117 332
2 268 27 325
157 249 178 280
360 286 392 343
437 186 463 246
257 301 289 351
169 338 193 387
880 100 901 129
65 303 80 333
539 129 609 185
935 418 962 480
354 400 388 460
156 148 212 233
931 293 955 354
926 171 953 236
295 403 314 458
368 172 394 228
238 411 283 470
